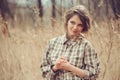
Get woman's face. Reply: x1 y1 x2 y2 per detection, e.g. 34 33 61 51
67 15 83 39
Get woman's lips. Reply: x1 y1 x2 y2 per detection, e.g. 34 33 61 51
73 30 78 33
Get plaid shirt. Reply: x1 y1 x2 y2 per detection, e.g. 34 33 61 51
40 34 100 80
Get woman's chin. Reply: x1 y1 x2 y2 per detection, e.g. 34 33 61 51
72 33 79 37
71 34 78 38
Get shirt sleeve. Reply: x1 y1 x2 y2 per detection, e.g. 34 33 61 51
40 41 57 80
82 42 100 79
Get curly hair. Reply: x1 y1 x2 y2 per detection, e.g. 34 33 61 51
64 5 91 33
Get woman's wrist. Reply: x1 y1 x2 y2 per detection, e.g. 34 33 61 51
51 65 58 72
68 64 87 77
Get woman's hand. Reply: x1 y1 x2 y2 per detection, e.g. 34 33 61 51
52 56 87 77
52 56 71 71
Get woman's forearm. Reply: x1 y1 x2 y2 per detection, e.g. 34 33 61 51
52 57 88 78
68 64 88 78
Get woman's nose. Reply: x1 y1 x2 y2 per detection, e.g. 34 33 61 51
73 25 78 29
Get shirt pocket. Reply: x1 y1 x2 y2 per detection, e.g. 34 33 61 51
69 51 84 68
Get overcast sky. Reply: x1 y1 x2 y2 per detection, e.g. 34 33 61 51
7 0 86 8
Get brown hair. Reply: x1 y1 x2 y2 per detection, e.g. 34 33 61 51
64 5 91 33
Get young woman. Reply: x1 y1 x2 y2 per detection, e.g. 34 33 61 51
40 5 100 80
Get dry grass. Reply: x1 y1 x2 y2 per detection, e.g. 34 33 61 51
0 18 120 80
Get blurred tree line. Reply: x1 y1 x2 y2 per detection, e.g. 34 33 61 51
37 0 120 22
0 0 120 27
0 0 14 20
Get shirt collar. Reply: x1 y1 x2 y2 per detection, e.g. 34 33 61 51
62 33 85 45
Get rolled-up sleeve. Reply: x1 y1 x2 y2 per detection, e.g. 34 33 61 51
40 41 56 80
83 42 100 79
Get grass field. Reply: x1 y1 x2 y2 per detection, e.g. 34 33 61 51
0 17 120 80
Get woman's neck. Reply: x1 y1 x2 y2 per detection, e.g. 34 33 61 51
66 34 80 40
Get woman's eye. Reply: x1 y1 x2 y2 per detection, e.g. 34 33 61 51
78 24 83 27
70 21 75 25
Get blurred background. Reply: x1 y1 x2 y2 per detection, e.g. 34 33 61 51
0 0 120 80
